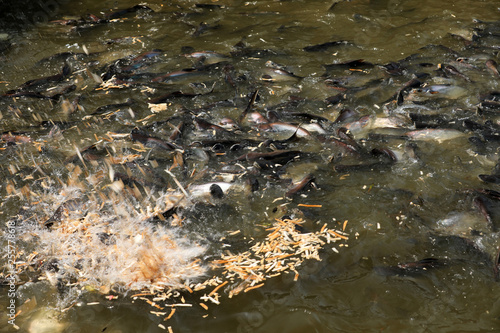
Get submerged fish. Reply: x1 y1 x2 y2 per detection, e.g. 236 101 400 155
406 85 468 101
405 129 465 142
374 258 454 277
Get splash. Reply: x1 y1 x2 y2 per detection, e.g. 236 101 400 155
6 170 206 296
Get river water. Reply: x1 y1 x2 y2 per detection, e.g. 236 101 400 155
1 0 500 332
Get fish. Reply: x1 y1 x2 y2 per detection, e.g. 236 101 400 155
405 129 465 142
150 69 200 83
188 182 234 200
185 51 230 65
148 90 206 104
276 112 330 124
406 85 468 101
234 150 302 169
91 98 135 115
119 49 163 72
438 63 472 82
477 91 500 113
494 246 500 281
325 93 346 105
130 129 182 151
473 196 494 230
239 89 259 124
194 118 228 133
333 109 359 124
192 22 221 37
324 59 374 72
479 174 500 184
485 59 499 77
384 77 424 105
260 67 301 82
409 113 449 129
5 64 71 94
303 40 350 52
194 4 225 9
258 122 312 138
374 258 454 277
105 4 153 20
285 174 315 197
218 117 240 130
343 115 410 137
44 199 85 228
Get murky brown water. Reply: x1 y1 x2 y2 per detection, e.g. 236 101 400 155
1 0 500 332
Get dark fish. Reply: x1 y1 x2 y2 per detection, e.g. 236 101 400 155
470 188 500 201
247 177 259 192
409 113 448 129
479 174 500 184
2 91 59 100
168 121 185 141
303 40 350 52
337 127 363 151
190 138 257 150
44 83 76 99
239 89 259 124
334 161 392 172
316 135 359 155
120 49 163 72
371 148 398 162
10 64 71 93
230 41 279 58
324 59 374 71
384 78 423 105
222 64 237 89
438 63 472 82
381 61 406 75
473 196 494 230
44 199 84 228
235 150 301 164
105 4 153 20
113 172 154 188
478 91 500 113
91 98 135 115
192 22 221 37
210 183 225 199
325 93 346 105
494 246 500 281
35 52 93 65
194 118 228 133
195 4 225 9
486 59 499 77
333 109 358 124
64 144 102 163
285 174 315 197
130 129 181 151
374 258 452 277
148 90 203 104
150 69 199 83
281 112 330 124
261 131 303 150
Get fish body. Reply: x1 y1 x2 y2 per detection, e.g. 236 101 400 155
406 129 464 142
